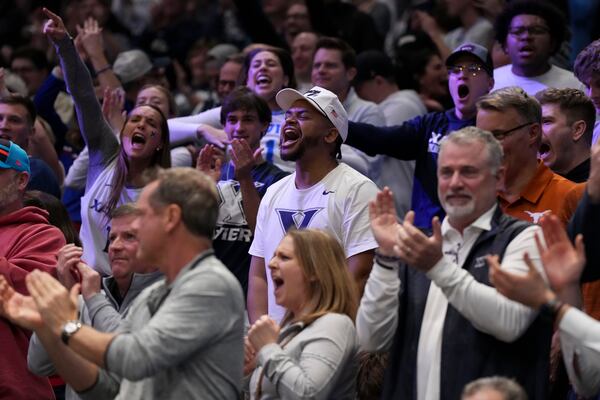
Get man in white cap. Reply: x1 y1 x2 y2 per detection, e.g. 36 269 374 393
247 85 378 323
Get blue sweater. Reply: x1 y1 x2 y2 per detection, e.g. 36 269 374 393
346 109 475 228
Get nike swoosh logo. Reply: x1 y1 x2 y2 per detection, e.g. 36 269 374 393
322 190 335 195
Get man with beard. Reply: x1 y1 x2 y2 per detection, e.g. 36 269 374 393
247 86 378 323
345 42 495 228
0 138 65 399
358 127 551 399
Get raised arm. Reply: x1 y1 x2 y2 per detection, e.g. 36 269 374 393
43 8 118 171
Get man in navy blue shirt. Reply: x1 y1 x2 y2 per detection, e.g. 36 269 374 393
346 43 494 228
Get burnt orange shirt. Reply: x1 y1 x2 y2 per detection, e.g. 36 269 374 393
498 161 585 226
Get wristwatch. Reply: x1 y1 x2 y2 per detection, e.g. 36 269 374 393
61 320 82 345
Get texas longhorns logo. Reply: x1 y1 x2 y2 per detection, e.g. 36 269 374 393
524 210 551 224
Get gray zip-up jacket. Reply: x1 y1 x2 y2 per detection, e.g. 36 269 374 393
27 271 163 400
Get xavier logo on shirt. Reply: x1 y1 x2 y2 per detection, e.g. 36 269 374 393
276 207 324 232
216 180 265 226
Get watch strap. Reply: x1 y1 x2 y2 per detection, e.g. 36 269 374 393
61 320 82 345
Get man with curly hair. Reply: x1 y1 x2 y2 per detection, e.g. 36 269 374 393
492 0 583 94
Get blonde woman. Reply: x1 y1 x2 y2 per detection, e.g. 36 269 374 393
245 229 359 399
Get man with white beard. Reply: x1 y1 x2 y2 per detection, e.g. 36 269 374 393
357 127 553 399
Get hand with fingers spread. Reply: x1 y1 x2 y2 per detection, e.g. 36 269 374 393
230 139 262 180
369 187 402 256
0 276 44 331
75 262 102 300
42 8 71 44
247 315 280 353
76 17 104 60
101 87 126 134
488 253 554 309
56 243 84 290
197 144 223 183
537 215 586 294
197 124 228 148
395 212 443 271
26 270 80 336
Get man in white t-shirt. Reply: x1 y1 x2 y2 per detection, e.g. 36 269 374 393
492 1 584 95
247 86 378 323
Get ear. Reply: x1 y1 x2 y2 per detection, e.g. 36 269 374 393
571 120 587 142
346 67 357 82
162 204 182 233
16 171 29 192
487 76 495 92
323 127 339 144
529 123 542 145
260 121 270 137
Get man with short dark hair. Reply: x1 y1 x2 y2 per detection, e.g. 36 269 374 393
492 0 583 94
573 38 600 146
248 85 378 323
0 95 61 197
535 88 595 183
0 167 245 399
312 36 384 177
198 87 288 297
11 47 50 97
0 138 65 400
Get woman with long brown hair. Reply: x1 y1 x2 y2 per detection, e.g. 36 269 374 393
43 8 170 276
245 229 359 399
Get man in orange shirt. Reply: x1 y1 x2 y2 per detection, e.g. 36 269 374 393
476 86 585 226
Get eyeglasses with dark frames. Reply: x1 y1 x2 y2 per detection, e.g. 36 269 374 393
508 26 550 37
490 122 533 140
447 64 486 76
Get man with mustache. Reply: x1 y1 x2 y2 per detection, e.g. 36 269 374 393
358 126 551 399
345 42 494 229
492 0 583 95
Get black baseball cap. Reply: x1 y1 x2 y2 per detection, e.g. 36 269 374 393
445 42 494 76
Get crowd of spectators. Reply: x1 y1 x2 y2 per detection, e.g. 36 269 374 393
1 0 600 399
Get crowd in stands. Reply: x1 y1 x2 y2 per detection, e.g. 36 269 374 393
1 0 600 399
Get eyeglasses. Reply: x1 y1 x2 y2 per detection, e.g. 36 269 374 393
508 26 550 37
448 64 486 76
490 122 533 140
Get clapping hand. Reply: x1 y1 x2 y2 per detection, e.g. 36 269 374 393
196 144 224 183
0 276 44 331
247 315 280 353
